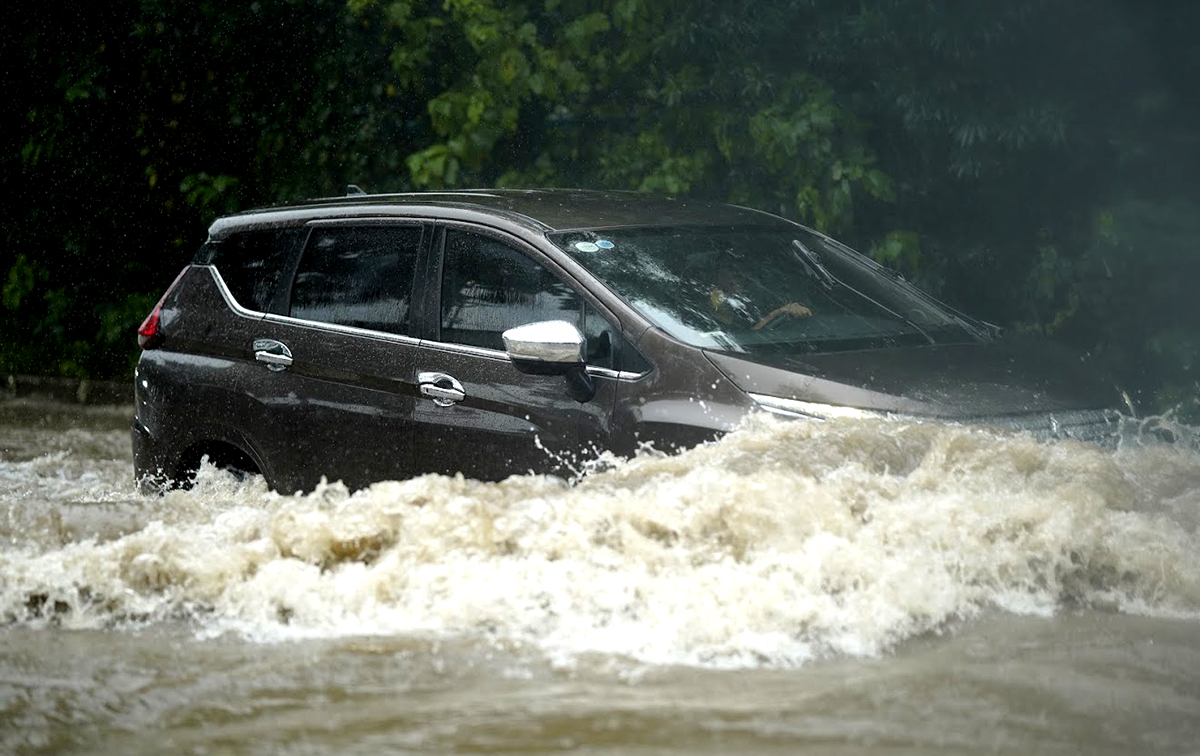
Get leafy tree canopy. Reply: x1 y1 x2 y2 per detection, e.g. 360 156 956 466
3 0 1197 416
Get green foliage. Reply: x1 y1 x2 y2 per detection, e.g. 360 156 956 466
180 173 242 221
4 0 415 379
869 231 921 272
354 0 622 190
1035 200 1200 416
359 0 893 235
3 0 1198 417
3 255 45 312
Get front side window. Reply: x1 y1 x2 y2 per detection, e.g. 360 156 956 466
438 229 650 373
289 225 421 336
439 230 582 351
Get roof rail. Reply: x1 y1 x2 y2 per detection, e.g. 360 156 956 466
345 184 366 196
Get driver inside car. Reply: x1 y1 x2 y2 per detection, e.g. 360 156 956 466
709 257 813 331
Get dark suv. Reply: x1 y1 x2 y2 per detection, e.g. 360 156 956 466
133 189 1119 492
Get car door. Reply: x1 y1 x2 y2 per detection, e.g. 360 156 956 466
237 220 427 491
409 225 619 480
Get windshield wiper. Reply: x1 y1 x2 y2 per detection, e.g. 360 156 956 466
791 239 836 289
793 238 935 345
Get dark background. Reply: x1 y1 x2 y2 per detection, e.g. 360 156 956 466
3 0 1197 417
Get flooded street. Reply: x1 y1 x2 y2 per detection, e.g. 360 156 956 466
2 397 1199 754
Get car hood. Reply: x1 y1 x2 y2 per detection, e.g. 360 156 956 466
703 337 1119 419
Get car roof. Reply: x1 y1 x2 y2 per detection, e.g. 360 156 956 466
209 188 790 239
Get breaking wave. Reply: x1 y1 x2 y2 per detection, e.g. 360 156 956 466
3 412 1199 668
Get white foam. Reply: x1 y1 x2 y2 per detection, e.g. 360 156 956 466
2 413 1199 667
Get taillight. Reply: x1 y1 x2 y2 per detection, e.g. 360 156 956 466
138 267 189 349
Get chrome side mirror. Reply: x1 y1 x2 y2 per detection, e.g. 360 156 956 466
502 320 595 403
502 320 585 370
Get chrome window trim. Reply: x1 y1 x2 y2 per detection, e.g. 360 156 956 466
411 339 648 380
419 341 509 361
210 261 422 345
260 312 424 346
211 263 651 377
207 266 267 320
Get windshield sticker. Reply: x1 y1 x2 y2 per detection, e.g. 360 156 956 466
596 239 615 249
574 241 600 252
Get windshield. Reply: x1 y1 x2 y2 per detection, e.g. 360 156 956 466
551 224 985 355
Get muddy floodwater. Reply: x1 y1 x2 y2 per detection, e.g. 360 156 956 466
2 397 1199 754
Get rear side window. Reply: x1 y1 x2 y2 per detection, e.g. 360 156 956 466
204 229 302 312
289 225 422 336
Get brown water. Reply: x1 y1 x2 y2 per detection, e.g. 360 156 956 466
2 398 1199 755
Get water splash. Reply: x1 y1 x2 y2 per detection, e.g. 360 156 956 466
2 411 1198 668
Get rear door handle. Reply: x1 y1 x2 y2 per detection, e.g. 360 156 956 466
253 338 293 371
418 371 465 406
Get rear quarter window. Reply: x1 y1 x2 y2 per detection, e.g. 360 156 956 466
201 228 303 312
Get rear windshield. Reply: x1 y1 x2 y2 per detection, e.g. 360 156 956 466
549 224 985 355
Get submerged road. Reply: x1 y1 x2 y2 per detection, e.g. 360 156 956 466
2 396 1199 754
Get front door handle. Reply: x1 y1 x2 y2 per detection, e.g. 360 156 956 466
253 338 293 372
418 371 465 407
